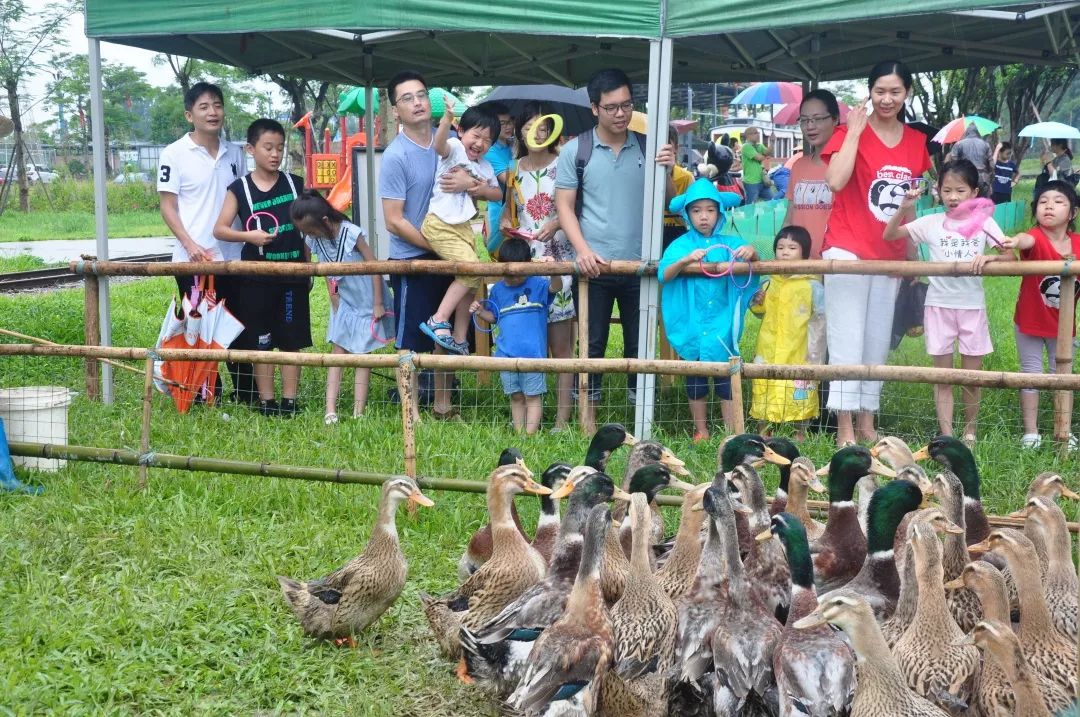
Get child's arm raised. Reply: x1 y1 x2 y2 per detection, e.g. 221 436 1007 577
997 232 1035 252
661 248 707 282
433 96 456 159
883 186 921 242
354 232 387 319
825 97 868 192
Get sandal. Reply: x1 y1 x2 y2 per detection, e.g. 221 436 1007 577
419 317 458 353
324 412 339 425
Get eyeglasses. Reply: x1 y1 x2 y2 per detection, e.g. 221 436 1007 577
395 90 429 105
798 115 834 127
597 101 634 116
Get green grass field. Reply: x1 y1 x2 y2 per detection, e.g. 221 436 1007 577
0 209 167 242
1 210 1079 713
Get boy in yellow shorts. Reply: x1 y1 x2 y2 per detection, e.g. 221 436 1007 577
419 98 503 355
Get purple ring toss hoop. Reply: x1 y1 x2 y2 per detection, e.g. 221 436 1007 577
370 310 396 345
699 242 754 289
472 299 499 334
245 211 280 256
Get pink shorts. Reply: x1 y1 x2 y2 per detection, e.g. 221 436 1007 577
924 306 992 356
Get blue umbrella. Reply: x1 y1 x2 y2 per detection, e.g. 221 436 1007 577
1018 121 1080 140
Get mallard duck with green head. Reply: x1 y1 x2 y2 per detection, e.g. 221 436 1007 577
719 434 792 557
759 512 855 717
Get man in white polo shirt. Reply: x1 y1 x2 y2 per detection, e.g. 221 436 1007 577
157 82 252 402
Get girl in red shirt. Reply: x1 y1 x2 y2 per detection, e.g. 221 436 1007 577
999 179 1080 449
820 60 931 446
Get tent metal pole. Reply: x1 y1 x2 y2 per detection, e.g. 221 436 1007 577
634 37 673 440
363 50 379 257
88 39 113 404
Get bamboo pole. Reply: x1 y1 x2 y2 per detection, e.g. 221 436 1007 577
83 270 101 401
6 441 489 494
576 278 591 433
1052 270 1076 454
0 328 149 379
8 343 1080 391
68 257 1080 280
397 359 417 479
6 440 1072 534
137 355 154 490
729 357 745 434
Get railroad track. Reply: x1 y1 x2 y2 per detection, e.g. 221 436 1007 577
0 253 171 292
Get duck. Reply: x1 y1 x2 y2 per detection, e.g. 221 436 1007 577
892 521 979 714
731 462 791 623
421 464 552 659
706 482 783 717
794 594 949 717
1010 495 1078 642
277 477 434 644
944 562 1073 716
956 621 1051 717
587 423 639 471
760 512 856 717
598 492 678 717
781 457 827 541
812 446 896 594
1026 470 1080 502
719 433 792 556
880 507 966 649
458 467 621 693
870 436 918 471
531 463 573 565
765 436 802 516
819 478 934 621
654 482 710 601
600 464 682 605
913 436 988 545
969 528 1078 699
930 471 982 633
457 448 531 582
614 458 694 559
507 504 616 716
890 464 936 573
668 475 748 717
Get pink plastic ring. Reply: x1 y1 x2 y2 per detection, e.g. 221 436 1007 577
370 310 396 345
245 211 280 234
698 242 754 288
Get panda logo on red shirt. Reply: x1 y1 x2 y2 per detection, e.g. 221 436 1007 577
1039 275 1080 310
868 165 919 222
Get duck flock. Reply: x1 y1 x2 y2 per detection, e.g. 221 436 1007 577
276 425 1079 717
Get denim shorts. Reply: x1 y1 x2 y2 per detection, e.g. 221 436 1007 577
687 375 732 401
501 371 547 396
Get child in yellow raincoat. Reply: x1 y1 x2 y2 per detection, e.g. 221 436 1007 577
750 226 826 439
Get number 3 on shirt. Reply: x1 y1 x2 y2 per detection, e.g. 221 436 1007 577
159 165 171 183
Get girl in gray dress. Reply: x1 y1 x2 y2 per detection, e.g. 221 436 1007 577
291 191 393 424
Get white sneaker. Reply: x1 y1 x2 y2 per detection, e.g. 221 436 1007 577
1020 433 1041 449
1068 435 1079 452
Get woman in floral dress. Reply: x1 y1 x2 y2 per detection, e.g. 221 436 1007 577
500 101 576 430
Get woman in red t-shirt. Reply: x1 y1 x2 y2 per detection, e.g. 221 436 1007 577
998 180 1080 449
820 60 931 445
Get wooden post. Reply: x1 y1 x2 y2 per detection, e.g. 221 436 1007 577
83 269 101 401
137 355 154 490
397 359 417 479
729 357 745 435
1053 269 1076 454
576 278 591 433
475 283 491 386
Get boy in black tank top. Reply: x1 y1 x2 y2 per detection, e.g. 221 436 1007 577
213 118 312 416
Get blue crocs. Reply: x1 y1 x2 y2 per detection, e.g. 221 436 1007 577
419 317 459 353
0 417 41 495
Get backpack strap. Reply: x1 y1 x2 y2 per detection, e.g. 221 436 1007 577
504 159 520 230
239 174 258 230
574 128 593 219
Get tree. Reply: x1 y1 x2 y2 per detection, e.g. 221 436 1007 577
49 53 155 144
0 0 77 210
265 75 344 169
153 54 267 141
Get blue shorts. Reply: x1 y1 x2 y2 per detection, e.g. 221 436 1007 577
390 254 454 352
501 371 547 396
687 375 732 401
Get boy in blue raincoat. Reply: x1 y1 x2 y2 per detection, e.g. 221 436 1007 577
659 177 760 442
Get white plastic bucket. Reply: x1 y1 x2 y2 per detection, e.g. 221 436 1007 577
0 386 75 471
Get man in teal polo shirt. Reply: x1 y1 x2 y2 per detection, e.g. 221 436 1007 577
555 68 676 432
481 101 514 252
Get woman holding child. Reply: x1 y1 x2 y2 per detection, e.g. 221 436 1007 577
500 102 576 431
821 59 931 446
